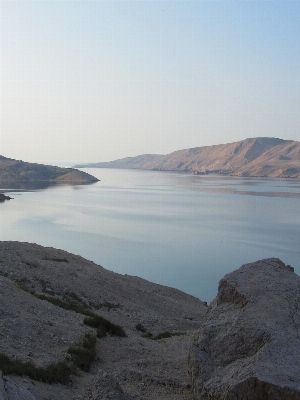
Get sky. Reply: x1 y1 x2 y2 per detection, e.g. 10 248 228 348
1 0 300 164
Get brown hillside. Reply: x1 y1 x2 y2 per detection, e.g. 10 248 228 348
81 138 300 178
0 156 99 183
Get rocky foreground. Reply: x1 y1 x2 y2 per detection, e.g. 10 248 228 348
0 242 299 399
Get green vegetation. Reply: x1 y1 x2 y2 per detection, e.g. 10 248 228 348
0 354 74 384
141 331 185 340
89 300 121 310
0 333 97 383
84 314 126 338
17 285 126 338
67 332 96 372
135 323 147 333
43 256 69 263
135 321 185 340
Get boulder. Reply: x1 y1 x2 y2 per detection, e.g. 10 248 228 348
189 258 300 399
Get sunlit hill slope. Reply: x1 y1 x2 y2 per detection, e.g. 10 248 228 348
76 138 300 178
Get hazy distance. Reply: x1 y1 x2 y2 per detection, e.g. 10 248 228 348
1 1 300 165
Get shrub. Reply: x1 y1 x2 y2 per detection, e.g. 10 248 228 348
135 323 146 333
17 286 126 339
43 257 69 263
142 331 185 340
0 354 73 384
67 332 97 372
84 314 126 338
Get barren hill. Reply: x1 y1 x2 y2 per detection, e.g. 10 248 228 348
0 241 207 400
1 243 300 399
77 138 300 178
0 156 98 184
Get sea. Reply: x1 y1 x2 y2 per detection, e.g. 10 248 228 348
1 168 300 303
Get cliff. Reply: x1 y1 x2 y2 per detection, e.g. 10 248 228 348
0 156 99 184
77 137 300 178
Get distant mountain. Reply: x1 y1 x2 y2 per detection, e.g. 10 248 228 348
0 156 99 183
75 138 300 178
74 154 161 169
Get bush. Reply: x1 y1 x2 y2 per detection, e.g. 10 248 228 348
135 323 146 333
67 332 97 372
84 315 126 338
0 354 73 384
141 331 185 340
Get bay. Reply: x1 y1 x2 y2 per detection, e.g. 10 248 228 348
1 168 300 303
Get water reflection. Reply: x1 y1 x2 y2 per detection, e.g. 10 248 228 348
1 168 300 302
0 180 97 192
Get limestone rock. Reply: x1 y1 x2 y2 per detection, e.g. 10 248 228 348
0 374 36 400
0 372 7 400
85 369 132 400
189 258 300 399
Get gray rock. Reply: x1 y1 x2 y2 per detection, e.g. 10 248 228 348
189 258 300 399
1 377 36 400
0 372 8 400
18 387 36 400
3 379 20 400
85 369 132 400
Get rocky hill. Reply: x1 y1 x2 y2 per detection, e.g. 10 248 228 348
0 156 98 184
76 137 300 178
1 243 300 399
0 241 207 400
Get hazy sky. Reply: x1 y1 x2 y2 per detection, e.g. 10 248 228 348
1 1 300 164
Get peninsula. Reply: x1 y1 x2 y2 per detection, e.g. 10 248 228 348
75 137 300 178
0 155 98 184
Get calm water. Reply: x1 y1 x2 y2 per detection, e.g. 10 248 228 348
1 168 300 303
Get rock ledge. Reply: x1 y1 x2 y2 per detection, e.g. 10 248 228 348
189 258 300 399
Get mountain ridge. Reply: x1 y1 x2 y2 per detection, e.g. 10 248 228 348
75 137 300 178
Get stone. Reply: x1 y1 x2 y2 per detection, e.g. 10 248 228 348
3 378 20 400
0 372 8 400
85 369 132 400
189 258 300 399
0 375 36 400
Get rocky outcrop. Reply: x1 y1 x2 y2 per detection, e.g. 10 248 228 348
0 372 36 400
0 241 207 400
188 258 300 399
80 137 300 178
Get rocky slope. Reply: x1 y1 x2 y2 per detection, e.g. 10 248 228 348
77 137 300 178
189 258 300 399
0 241 207 400
1 243 300 399
0 156 98 184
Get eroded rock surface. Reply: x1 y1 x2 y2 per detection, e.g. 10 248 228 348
0 241 207 400
189 258 300 399
0 372 36 400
